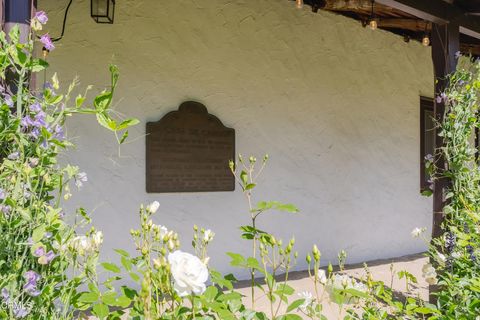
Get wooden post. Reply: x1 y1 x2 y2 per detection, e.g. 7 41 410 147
430 22 459 303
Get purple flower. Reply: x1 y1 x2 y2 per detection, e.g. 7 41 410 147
1 288 9 302
58 210 65 219
29 102 42 113
0 205 11 215
48 124 64 140
33 246 45 257
40 34 54 51
436 92 447 104
35 11 48 25
40 139 49 149
7 151 20 160
34 246 56 265
24 270 40 283
33 111 46 127
30 127 40 140
424 154 434 162
23 271 41 296
455 51 461 59
13 303 29 318
45 232 52 238
21 116 35 128
0 188 5 201
445 232 456 253
44 251 55 263
4 94 13 107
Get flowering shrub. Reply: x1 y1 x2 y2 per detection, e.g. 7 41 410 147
0 13 137 319
425 55 480 318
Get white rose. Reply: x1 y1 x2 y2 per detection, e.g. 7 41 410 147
411 227 426 238
203 229 215 243
168 250 208 297
297 291 313 311
92 231 103 247
70 236 91 255
317 269 327 285
146 201 160 213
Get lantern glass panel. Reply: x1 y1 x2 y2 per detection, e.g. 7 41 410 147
91 0 115 24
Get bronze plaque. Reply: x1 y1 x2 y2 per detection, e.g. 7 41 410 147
146 101 235 193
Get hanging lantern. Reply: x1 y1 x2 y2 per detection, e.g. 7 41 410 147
91 0 115 24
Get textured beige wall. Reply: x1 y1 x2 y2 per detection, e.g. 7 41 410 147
40 0 434 277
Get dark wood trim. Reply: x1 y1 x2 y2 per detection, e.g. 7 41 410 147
376 0 480 39
420 97 434 193
430 22 459 303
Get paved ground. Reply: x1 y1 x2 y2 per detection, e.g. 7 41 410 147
235 253 429 319
87 253 428 319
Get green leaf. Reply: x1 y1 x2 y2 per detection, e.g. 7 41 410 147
75 94 86 108
240 170 248 186
121 256 132 271
101 262 121 273
117 118 140 130
129 272 140 282
119 130 129 144
78 291 99 303
96 112 117 131
32 225 46 242
227 252 246 267
245 183 256 190
92 303 109 319
275 283 295 296
203 286 218 302
94 91 113 112
101 291 117 305
114 249 130 257
286 299 305 313
30 58 49 72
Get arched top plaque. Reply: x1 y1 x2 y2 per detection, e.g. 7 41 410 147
146 101 235 193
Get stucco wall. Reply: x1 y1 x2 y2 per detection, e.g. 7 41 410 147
40 0 434 277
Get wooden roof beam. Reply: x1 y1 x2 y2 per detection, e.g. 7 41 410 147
376 0 480 39
376 18 429 32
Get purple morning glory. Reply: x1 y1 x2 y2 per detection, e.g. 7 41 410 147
0 189 5 201
40 34 54 51
455 51 461 59
35 11 48 25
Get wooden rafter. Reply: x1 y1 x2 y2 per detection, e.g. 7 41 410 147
376 0 480 39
